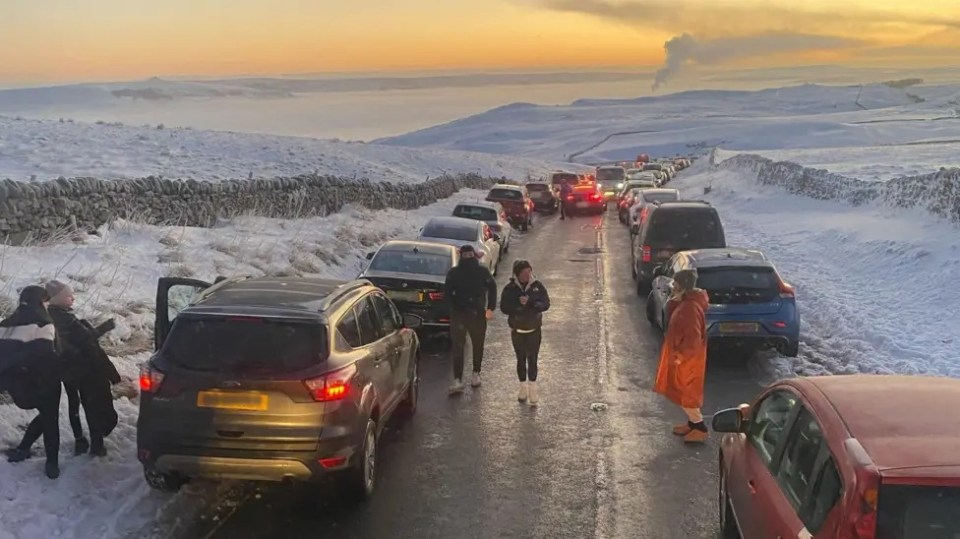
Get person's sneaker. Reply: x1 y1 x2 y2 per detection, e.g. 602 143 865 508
672 422 693 436
683 424 709 444
528 382 539 406
517 382 528 402
470 372 482 388
448 379 465 395
4 447 31 463
74 437 90 456
45 461 60 480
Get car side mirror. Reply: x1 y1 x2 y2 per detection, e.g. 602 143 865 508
365 251 375 260
711 407 747 433
402 314 423 329
630 224 639 235
493 233 502 242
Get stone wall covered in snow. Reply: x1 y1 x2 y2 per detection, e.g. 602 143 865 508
713 151 960 224
0 173 498 242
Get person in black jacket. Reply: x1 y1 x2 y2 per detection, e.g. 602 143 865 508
500 260 550 405
443 245 497 394
46 280 120 457
0 286 62 479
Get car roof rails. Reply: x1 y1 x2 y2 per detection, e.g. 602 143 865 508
193 275 252 304
319 279 375 311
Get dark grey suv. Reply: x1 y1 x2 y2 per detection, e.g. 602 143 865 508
137 276 421 501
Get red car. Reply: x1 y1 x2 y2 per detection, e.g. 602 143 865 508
485 184 534 231
713 374 960 539
562 184 605 215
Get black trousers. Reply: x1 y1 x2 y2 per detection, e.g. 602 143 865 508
65 379 115 445
560 200 568 219
450 311 487 380
19 384 61 465
511 329 542 382
65 382 83 439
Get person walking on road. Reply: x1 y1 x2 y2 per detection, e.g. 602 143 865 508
559 181 573 220
46 280 121 457
444 245 497 394
0 286 63 479
500 260 550 405
653 269 710 444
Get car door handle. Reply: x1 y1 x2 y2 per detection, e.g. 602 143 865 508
747 480 757 494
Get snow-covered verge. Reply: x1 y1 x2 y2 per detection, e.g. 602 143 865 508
0 189 494 539
0 115 577 183
676 159 960 381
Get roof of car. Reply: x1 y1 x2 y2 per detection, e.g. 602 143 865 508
641 188 680 196
798 375 960 471
650 201 713 211
377 240 457 256
423 216 481 228
679 248 770 268
192 276 353 313
455 201 500 210
597 165 625 170
489 184 523 191
573 184 598 191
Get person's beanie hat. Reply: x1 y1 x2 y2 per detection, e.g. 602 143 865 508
45 279 73 304
673 269 698 291
512 259 532 276
459 244 475 255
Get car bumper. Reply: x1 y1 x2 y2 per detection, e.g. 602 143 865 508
394 303 449 327
706 321 799 352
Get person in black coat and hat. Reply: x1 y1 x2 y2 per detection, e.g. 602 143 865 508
500 260 550 405
46 280 120 457
0 286 63 479
443 245 497 394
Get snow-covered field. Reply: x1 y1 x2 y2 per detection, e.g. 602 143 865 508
0 115 576 183
0 189 496 538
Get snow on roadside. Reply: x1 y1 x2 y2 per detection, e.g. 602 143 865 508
0 188 495 539
677 164 960 382
0 115 575 183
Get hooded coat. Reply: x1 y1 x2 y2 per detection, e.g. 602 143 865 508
654 289 709 409
0 286 61 410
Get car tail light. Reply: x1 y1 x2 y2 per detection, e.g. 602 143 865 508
775 271 795 298
589 193 602 202
566 195 575 201
139 363 165 393
304 364 357 402
428 291 444 301
641 245 652 263
640 207 649 223
843 439 880 539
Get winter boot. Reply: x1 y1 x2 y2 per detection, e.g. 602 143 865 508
74 436 90 456
45 460 60 479
470 372 482 388
528 382 539 406
517 382 528 402
90 437 107 458
448 379 465 395
683 423 709 444
4 447 31 463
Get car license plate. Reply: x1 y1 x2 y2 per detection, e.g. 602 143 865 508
387 290 423 302
577 201 589 208
197 390 269 411
718 323 759 333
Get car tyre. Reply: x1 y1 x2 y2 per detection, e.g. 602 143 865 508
719 468 741 539
399 356 419 417
636 278 651 297
645 293 658 326
783 341 800 357
143 467 188 493
343 419 378 502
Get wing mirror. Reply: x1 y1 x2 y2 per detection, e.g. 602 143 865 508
711 403 752 433
365 251 375 260
653 265 666 277
630 224 639 235
402 314 423 329
493 233 502 242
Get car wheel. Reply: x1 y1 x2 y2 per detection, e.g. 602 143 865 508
636 278 651 297
399 355 419 417
719 468 741 539
645 293 657 327
783 341 800 357
143 467 188 493
343 419 378 502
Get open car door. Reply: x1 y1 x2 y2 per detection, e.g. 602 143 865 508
154 277 212 351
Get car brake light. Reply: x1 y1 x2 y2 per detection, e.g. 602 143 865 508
846 439 880 539
566 195 575 201
304 364 357 402
776 272 795 298
428 291 444 301
641 245 652 263
589 193 601 202
139 363 165 393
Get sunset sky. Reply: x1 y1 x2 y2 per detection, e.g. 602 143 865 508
2 0 959 85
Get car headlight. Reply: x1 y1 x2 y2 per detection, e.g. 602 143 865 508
616 182 624 189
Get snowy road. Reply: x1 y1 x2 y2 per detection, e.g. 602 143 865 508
175 210 765 539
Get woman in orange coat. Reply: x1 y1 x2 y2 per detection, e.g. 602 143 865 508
654 269 710 443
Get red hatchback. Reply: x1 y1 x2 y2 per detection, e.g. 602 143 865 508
713 375 960 539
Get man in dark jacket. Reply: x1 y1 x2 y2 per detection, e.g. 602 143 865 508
443 245 497 394
500 260 550 405
0 286 62 479
46 280 120 457
559 181 573 220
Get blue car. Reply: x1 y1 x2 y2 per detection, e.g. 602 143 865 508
645 247 800 357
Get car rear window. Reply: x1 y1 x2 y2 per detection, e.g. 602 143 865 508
369 250 451 276
163 316 326 374
453 205 499 221
877 485 960 539
696 267 779 304
487 188 522 201
526 183 550 192
421 222 476 242
643 191 679 204
646 209 724 247
550 173 578 185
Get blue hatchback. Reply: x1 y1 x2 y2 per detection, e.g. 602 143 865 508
645 248 800 357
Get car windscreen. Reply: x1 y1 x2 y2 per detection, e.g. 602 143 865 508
453 205 499 221
646 209 724 247
643 191 679 204
695 267 779 304
487 188 522 201
163 316 326 374
596 168 625 183
877 485 960 539
421 222 477 242
369 250 452 276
